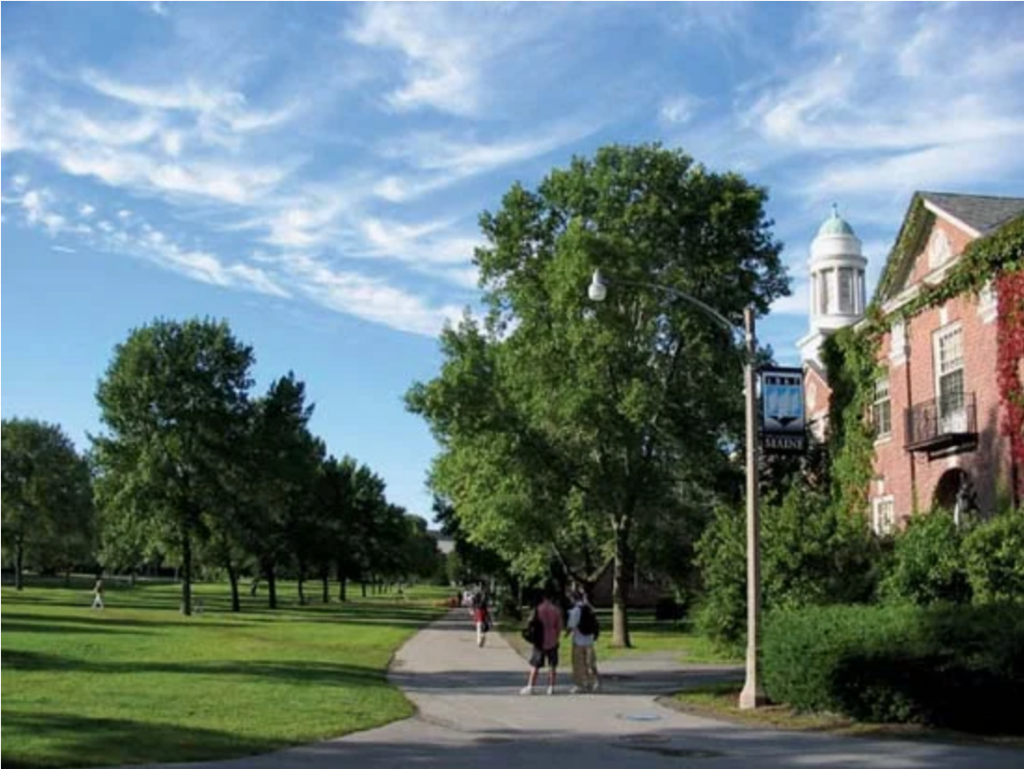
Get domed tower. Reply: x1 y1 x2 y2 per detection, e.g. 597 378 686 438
798 205 868 366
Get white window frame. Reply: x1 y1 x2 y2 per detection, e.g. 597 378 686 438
978 280 998 324
889 320 907 365
933 323 966 433
872 496 895 536
873 374 892 440
819 269 832 315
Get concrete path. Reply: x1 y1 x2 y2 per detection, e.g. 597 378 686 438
128 610 1022 768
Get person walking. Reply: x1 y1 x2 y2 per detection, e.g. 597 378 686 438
520 588 563 695
91 578 105 610
472 593 491 647
566 590 601 693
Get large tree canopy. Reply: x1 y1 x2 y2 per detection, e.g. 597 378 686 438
2 418 94 589
409 144 788 646
93 318 254 615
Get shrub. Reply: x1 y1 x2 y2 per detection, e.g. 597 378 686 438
763 603 1024 734
880 510 971 605
963 509 1024 604
695 487 881 645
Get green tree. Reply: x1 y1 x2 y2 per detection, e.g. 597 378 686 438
244 373 320 609
880 510 972 605
93 318 254 615
409 144 787 646
2 418 94 589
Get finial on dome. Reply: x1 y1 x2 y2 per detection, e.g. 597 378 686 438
831 202 839 218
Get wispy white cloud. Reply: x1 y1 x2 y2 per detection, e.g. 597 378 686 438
274 251 464 336
346 3 561 116
150 2 169 17
20 188 68 234
374 121 597 202
659 95 700 126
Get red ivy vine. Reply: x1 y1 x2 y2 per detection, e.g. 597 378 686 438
997 269 1024 495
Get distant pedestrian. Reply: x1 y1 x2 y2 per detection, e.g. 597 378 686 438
566 590 601 693
472 594 491 647
520 588 563 695
92 578 105 610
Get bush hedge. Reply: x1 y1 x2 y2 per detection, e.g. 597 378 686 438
763 603 1024 734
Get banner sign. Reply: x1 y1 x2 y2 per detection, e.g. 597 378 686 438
760 367 807 455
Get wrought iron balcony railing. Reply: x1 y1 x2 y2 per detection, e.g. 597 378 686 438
904 392 978 457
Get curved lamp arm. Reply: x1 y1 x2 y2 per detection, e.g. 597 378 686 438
588 269 745 341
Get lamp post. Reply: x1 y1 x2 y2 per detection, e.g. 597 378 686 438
588 269 765 709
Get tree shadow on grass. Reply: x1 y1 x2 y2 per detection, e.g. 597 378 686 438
2 711 285 769
1 649 388 688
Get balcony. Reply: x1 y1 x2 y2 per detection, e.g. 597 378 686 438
904 392 978 459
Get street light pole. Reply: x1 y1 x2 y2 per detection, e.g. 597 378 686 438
588 270 764 708
738 306 765 709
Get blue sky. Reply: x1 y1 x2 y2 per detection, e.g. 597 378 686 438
3 2 1023 521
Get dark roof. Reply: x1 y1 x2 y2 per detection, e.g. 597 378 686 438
920 192 1024 234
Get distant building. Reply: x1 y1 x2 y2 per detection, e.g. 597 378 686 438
428 530 455 555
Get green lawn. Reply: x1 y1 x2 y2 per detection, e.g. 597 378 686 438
593 611 742 663
1 578 447 769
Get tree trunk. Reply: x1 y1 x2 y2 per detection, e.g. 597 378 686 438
266 563 278 609
611 523 632 648
227 563 240 612
64 568 72 587
129 571 137 589
361 581 367 598
322 568 330 604
297 559 306 606
181 530 193 616
15 541 24 591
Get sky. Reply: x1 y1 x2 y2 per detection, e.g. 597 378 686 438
3 2 1024 522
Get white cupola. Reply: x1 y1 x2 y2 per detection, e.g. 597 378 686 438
798 205 868 365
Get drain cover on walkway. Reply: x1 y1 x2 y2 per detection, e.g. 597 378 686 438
617 712 663 722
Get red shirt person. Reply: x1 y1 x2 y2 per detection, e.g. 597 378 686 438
520 591 564 695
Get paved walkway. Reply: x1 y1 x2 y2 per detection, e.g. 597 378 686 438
128 610 1022 768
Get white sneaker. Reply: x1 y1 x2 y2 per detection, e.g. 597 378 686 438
519 686 534 696
546 685 555 696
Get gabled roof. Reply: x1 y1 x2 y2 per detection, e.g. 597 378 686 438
920 192 1024 235
875 191 1024 304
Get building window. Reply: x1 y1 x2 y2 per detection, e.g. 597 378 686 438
838 268 854 313
873 375 892 439
978 280 998 323
872 496 895 536
889 319 907 363
819 269 831 314
927 229 952 269
934 324 965 429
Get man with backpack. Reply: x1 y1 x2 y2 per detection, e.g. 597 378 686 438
566 590 601 693
519 589 563 695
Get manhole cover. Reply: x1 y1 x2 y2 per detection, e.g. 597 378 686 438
617 712 662 722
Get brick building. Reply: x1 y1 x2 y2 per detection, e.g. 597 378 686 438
799 192 1024 533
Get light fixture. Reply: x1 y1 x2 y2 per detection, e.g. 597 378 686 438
588 269 608 302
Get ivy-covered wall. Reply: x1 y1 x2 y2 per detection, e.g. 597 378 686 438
824 213 1024 516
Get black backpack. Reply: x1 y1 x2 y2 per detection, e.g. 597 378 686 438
521 612 544 647
577 604 600 639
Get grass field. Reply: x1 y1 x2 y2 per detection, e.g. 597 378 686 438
1 578 449 769
592 612 742 663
